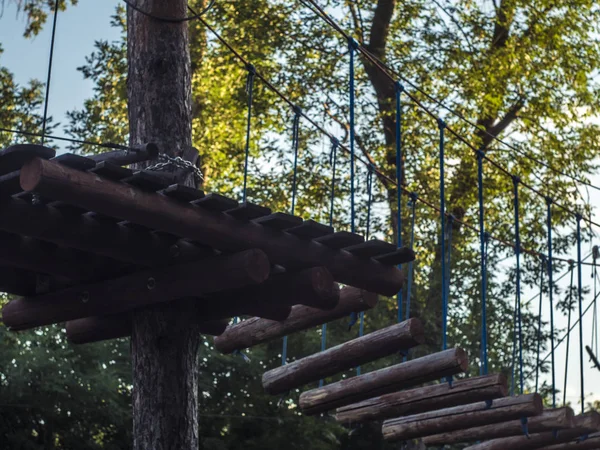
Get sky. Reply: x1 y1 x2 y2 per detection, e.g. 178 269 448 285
1 0 600 411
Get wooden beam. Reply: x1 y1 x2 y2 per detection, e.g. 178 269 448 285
2 249 270 330
262 319 425 395
0 197 211 267
0 266 69 296
299 347 469 415
382 393 544 441
336 373 508 425
538 432 600 450
214 287 378 354
464 412 600 450
423 407 575 446
88 143 159 166
66 314 227 344
20 158 407 295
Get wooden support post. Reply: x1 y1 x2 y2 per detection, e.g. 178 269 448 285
19 158 406 296
463 413 600 450
262 319 425 395
336 373 508 425
65 268 339 343
214 287 377 354
66 314 227 344
2 249 270 330
538 432 600 450
299 348 468 415
423 407 575 446
382 393 543 441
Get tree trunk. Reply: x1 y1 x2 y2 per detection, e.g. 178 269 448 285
127 1 200 449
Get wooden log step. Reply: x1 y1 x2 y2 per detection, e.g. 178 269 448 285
159 184 205 202
374 248 416 266
122 170 172 192
299 348 469 415
214 287 378 354
315 231 364 249
89 161 134 181
0 144 55 176
254 212 303 230
88 143 159 166
66 313 228 344
423 407 575 446
345 239 397 258
19 158 405 295
0 171 23 196
538 432 600 450
52 153 97 171
1 249 270 330
382 393 544 441
336 373 508 425
287 220 334 239
89 142 159 166
192 193 238 212
226 202 272 221
0 266 66 296
263 318 424 395
464 412 600 450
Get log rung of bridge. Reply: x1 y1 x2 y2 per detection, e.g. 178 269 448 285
537 432 600 450
262 319 425 395
1 148 412 296
299 347 468 415
335 373 508 425
464 412 600 450
423 406 575 446
213 287 378 354
382 393 544 441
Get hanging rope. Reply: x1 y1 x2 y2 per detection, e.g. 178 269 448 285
546 197 557 408
513 176 525 396
395 81 404 323
477 149 488 376
242 63 256 202
438 119 449 353
576 214 585 414
535 256 545 392
41 0 60 146
405 192 418 321
349 37 358 234
592 246 599 357
563 261 575 407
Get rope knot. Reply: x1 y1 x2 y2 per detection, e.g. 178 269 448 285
437 118 446 129
545 196 554 205
476 149 485 159
409 192 418 202
512 175 521 185
246 63 256 75
575 212 583 221
483 231 491 242
348 37 360 50
395 81 405 93
292 104 302 116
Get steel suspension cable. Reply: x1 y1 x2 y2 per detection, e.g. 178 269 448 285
576 215 585 414
41 0 60 146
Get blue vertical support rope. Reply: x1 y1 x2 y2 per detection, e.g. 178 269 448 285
438 119 448 352
282 105 302 367
406 193 418 321
395 82 404 323
513 176 524 395
563 263 575 407
242 64 256 202
576 214 585 414
546 197 557 408
319 138 339 388
477 150 488 376
41 0 60 145
536 257 545 392
348 38 358 234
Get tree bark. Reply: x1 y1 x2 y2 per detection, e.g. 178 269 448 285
127 1 199 449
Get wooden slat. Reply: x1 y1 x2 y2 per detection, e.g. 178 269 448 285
423 407 575 446
287 220 334 239
382 394 544 441
160 184 205 202
315 231 364 249
192 193 238 212
345 239 397 258
263 319 424 395
1 249 270 330
254 212 302 230
464 413 600 450
52 153 96 171
226 202 272 221
89 161 134 181
299 348 469 415
0 171 22 196
122 170 171 192
374 248 416 265
214 287 378 354
336 373 508 425
0 266 63 296
20 158 405 295
538 432 600 450
88 143 159 166
0 144 55 175
66 313 227 344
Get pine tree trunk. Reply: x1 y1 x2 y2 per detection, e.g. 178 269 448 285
127 1 201 449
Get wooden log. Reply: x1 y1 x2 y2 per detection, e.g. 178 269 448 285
20 158 408 295
464 412 600 450
214 287 378 354
336 373 508 425
2 249 270 330
0 197 210 267
0 266 69 296
423 407 575 446
263 319 425 395
66 313 227 344
382 393 544 441
299 347 469 415
88 143 159 166
538 432 600 450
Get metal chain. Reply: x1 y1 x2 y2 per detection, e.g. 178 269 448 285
146 154 204 183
